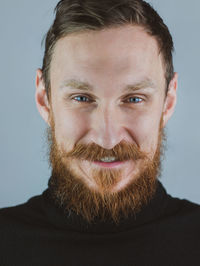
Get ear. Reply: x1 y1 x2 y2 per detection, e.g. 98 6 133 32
162 72 178 127
35 69 50 125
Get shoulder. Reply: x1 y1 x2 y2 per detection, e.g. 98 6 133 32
166 194 200 219
158 194 200 236
0 193 47 231
154 181 200 227
0 192 55 265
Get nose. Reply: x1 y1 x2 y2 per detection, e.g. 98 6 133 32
88 104 130 150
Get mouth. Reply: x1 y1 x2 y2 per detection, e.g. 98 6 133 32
93 161 125 168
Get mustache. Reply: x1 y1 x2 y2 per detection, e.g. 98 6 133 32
61 140 147 161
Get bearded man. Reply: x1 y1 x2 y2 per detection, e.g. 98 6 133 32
0 0 200 265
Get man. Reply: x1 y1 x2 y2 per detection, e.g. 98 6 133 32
0 0 199 265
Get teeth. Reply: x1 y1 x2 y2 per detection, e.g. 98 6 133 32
100 156 117 162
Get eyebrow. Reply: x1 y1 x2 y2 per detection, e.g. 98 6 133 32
60 78 156 93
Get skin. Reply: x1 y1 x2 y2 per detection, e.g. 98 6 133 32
35 25 177 193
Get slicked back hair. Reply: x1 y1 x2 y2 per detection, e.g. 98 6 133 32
42 0 174 99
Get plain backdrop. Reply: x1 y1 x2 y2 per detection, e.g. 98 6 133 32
0 0 200 208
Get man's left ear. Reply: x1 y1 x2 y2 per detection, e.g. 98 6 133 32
162 72 178 127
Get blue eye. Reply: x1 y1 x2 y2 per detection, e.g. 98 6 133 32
127 97 142 103
72 95 142 104
73 96 90 102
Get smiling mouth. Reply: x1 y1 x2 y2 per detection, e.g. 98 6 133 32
93 161 125 168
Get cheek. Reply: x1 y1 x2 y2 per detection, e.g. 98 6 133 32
126 107 163 152
136 117 160 151
53 106 89 148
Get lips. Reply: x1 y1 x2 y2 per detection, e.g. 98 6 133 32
93 161 124 168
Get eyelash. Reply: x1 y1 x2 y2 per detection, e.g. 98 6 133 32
71 95 143 104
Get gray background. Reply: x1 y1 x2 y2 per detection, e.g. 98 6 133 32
0 0 199 208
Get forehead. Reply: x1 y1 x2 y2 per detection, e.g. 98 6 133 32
50 25 165 90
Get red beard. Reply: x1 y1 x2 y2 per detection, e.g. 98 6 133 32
47 116 165 224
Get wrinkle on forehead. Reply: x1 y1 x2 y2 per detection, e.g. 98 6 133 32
50 25 166 95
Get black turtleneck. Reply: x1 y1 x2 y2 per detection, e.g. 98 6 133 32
0 180 200 266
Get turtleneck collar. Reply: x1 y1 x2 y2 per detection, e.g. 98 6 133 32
41 179 171 234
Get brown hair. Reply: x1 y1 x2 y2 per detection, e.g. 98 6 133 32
42 0 174 99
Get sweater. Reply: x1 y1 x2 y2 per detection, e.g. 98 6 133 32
0 180 200 266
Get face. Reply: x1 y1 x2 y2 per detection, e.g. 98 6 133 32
36 25 177 222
